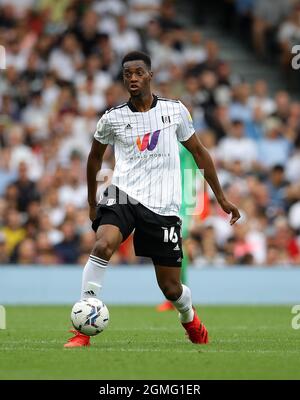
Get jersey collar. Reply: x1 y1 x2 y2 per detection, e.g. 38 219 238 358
127 94 158 112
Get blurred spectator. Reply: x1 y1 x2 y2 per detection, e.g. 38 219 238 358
110 15 142 58
13 161 40 212
257 117 291 169
3 183 19 210
229 83 252 123
244 106 265 141
272 91 291 123
189 226 226 267
183 30 206 66
49 33 84 81
58 168 87 208
0 208 26 256
42 188 65 227
217 120 258 170
206 105 231 142
267 216 300 264
7 125 39 177
77 75 106 115
0 148 18 196
36 232 58 265
92 0 127 22
13 238 37 265
38 212 63 246
231 223 255 265
22 91 49 143
127 0 161 30
265 165 289 220
71 10 104 57
248 80 276 117
75 54 112 94
188 40 223 76
54 219 80 263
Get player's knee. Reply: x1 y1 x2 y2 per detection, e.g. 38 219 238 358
93 237 115 260
160 282 182 301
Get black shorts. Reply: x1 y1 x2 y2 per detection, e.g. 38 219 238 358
92 185 183 267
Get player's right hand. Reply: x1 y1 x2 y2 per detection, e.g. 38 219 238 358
218 199 241 225
89 205 97 222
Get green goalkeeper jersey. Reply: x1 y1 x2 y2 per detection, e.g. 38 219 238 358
179 143 198 239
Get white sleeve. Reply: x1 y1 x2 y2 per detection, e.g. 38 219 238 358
94 111 114 145
176 101 195 142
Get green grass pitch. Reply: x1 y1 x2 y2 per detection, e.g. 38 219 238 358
0 305 300 380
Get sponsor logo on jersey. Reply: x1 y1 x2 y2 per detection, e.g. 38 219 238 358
136 130 161 151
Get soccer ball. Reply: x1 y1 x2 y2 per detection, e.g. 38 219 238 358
71 298 109 336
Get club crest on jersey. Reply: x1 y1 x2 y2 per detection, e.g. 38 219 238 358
136 130 161 151
106 199 116 206
161 115 171 123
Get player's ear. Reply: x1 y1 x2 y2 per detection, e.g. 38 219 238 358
149 70 153 79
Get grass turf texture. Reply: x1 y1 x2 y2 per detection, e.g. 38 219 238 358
0 305 299 380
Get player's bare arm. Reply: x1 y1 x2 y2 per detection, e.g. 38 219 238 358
182 133 241 225
87 138 108 221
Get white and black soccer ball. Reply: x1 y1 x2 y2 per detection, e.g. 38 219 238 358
71 298 109 336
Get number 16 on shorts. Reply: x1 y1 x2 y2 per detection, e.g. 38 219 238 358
162 226 178 243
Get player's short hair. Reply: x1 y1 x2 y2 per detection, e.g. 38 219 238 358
122 51 151 70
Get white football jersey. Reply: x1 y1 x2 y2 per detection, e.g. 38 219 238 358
94 95 195 216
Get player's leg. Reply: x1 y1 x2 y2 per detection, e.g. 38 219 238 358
82 186 136 300
154 263 191 318
64 223 123 348
154 262 208 344
156 243 188 312
133 204 208 344
80 224 123 300
156 204 192 311
65 187 136 348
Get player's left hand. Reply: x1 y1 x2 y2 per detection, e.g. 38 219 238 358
218 199 241 225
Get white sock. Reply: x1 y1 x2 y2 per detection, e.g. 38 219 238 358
171 284 194 323
80 255 108 299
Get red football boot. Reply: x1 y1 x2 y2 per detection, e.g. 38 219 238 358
182 309 209 344
156 300 175 312
64 330 90 348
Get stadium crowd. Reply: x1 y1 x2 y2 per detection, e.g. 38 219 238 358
0 0 300 267
225 0 300 76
